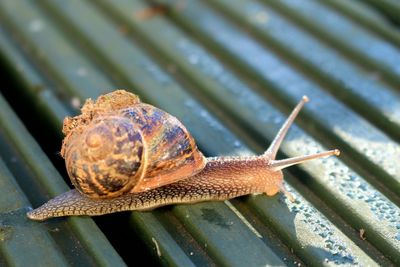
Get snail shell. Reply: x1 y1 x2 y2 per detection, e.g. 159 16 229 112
61 90 206 199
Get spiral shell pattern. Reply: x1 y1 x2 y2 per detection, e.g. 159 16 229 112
61 90 206 198
64 116 144 198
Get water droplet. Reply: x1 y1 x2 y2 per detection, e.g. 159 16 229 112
29 19 44 33
76 67 87 77
233 140 241 148
251 11 269 24
395 234 400 241
70 97 81 109
188 54 199 65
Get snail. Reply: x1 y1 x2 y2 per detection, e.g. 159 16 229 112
27 90 339 221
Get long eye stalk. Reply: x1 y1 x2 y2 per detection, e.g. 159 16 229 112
265 96 309 158
264 95 340 169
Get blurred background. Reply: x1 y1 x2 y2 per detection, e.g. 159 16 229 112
0 0 399 266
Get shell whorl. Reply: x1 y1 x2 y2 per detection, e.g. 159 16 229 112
64 116 145 198
61 90 206 199
120 104 206 192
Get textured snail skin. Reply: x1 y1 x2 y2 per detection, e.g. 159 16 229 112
27 156 281 221
27 90 339 221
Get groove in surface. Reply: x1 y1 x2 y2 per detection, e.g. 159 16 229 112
0 0 398 265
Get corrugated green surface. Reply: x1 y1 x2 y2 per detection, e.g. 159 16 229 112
0 94 126 267
0 0 399 266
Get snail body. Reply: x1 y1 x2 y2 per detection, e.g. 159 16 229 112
27 90 339 221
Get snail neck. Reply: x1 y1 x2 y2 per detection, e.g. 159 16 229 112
185 155 283 197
